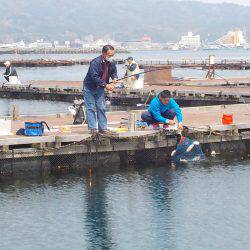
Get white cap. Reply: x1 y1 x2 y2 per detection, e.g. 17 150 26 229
4 61 11 66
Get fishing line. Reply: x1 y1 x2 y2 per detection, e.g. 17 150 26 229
116 65 233 85
189 67 232 84
115 66 171 82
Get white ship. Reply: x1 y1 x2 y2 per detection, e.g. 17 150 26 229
203 44 220 50
244 43 250 50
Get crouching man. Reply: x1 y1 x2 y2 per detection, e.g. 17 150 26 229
141 90 183 130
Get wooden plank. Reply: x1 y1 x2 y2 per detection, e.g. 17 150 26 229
0 135 55 146
118 131 157 138
0 132 249 160
56 134 92 143
190 123 250 132
52 121 121 129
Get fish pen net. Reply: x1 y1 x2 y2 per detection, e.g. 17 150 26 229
0 130 203 178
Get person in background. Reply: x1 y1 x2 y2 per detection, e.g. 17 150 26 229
141 90 183 130
125 57 143 89
3 61 20 84
83 45 118 135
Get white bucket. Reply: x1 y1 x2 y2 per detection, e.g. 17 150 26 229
0 119 12 136
9 76 21 85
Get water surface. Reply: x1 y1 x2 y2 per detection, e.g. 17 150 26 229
0 158 250 250
0 49 250 82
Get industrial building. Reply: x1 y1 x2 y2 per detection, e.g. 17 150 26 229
179 32 201 48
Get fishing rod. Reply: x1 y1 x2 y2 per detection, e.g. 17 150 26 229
111 67 167 105
115 66 171 82
115 65 231 85
112 66 234 106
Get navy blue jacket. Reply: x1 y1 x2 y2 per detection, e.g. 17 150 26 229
84 55 118 90
4 66 18 82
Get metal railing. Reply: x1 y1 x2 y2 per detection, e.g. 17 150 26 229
139 58 250 66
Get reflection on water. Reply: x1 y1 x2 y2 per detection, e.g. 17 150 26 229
0 158 250 249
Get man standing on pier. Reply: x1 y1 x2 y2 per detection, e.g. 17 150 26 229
141 90 184 130
83 45 118 135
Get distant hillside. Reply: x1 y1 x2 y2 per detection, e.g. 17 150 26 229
0 0 249 42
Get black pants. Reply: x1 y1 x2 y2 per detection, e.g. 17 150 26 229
141 109 176 125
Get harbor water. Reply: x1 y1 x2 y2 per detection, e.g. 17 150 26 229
0 158 250 249
0 99 70 116
0 50 250 249
0 49 250 82
0 49 249 116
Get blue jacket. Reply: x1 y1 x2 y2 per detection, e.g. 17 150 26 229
84 55 118 90
4 66 18 82
148 96 183 123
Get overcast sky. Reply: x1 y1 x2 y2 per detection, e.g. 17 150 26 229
185 0 250 5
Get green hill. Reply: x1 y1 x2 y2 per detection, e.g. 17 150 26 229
0 0 249 42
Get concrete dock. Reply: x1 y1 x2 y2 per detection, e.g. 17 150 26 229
0 104 250 177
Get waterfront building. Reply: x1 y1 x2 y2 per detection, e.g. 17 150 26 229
179 32 201 48
215 29 246 48
28 39 53 49
244 43 250 50
0 40 25 49
89 39 122 50
122 35 163 50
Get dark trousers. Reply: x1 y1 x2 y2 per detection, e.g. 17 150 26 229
141 109 176 125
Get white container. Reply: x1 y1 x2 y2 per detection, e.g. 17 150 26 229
9 76 21 85
0 119 12 136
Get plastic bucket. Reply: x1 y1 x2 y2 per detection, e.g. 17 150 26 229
222 114 233 125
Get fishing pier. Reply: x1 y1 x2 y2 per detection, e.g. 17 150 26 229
1 56 250 178
0 104 250 178
139 58 250 70
0 80 249 105
2 58 250 70
0 47 129 55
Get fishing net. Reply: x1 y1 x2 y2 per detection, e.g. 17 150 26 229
171 136 205 163
0 128 205 179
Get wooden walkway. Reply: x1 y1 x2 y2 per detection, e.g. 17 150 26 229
1 80 249 105
0 104 249 156
139 58 250 70
0 104 249 177
1 58 250 69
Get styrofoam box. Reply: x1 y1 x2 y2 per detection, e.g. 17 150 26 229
0 119 12 136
